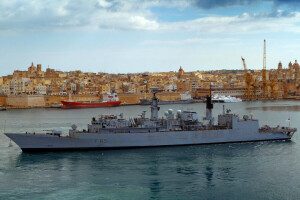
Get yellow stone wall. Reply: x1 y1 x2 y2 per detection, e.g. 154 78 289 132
28 96 45 107
6 95 45 108
118 93 181 104
6 96 29 108
0 95 6 106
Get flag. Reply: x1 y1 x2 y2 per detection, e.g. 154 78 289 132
286 118 290 122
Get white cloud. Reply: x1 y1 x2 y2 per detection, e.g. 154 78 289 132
96 0 113 8
0 0 300 35
141 37 240 45
0 0 159 31
159 10 300 34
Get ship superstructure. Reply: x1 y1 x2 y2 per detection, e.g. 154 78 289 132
5 88 297 152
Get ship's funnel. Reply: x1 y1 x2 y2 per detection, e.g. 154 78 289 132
204 95 214 127
150 88 160 121
206 95 213 110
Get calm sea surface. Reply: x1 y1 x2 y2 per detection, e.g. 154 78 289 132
1 101 300 200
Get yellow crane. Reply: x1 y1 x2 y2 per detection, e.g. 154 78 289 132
262 39 268 98
252 78 259 100
241 56 252 100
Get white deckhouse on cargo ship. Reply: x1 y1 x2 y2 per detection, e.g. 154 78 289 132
5 88 297 152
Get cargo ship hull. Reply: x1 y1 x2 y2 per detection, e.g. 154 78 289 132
61 100 121 109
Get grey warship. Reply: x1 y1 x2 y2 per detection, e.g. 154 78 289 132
5 88 297 152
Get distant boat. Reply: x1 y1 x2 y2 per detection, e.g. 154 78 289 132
50 103 62 108
212 94 242 103
0 107 7 111
61 92 121 109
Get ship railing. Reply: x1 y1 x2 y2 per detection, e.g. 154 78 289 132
23 130 62 136
25 131 38 135
199 126 230 130
157 125 230 132
259 126 297 133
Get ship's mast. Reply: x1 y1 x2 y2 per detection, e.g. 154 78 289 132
150 87 160 121
204 84 214 127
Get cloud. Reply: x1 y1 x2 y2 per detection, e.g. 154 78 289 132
0 0 159 31
0 0 300 34
191 0 259 9
274 0 300 6
141 38 240 45
159 10 300 34
190 0 300 9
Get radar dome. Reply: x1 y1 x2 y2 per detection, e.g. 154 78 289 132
71 124 77 130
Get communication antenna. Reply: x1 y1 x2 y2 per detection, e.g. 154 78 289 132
209 83 212 97
263 39 266 70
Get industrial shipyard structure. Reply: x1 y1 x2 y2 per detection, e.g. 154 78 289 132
241 40 300 100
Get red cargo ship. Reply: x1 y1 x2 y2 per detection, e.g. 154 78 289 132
61 93 121 109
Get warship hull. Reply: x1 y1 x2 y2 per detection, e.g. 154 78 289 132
4 91 296 152
5 128 293 152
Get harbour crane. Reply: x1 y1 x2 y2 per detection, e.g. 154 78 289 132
262 39 268 98
241 57 252 100
252 78 259 100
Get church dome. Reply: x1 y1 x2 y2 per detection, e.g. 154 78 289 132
289 61 293 69
293 60 299 68
29 62 36 69
278 61 282 70
178 66 184 77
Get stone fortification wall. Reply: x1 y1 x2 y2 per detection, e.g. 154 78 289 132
6 96 29 108
2 92 182 107
6 95 45 108
0 95 6 106
118 94 142 104
157 92 181 101
118 93 181 104
28 96 45 107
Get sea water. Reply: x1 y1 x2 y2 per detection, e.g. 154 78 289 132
0 100 300 199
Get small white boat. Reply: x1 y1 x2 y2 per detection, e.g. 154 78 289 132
212 95 242 103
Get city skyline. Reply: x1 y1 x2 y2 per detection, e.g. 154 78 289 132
1 0 300 76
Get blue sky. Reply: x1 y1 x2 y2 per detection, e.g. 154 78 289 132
1 0 300 76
